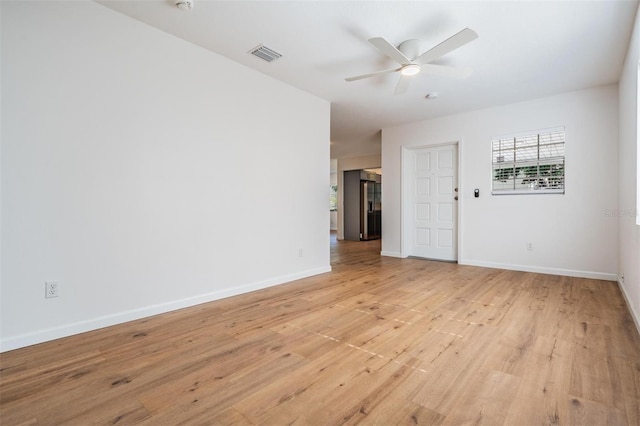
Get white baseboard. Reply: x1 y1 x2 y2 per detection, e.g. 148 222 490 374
380 251 405 258
617 276 640 337
0 265 331 353
459 259 617 281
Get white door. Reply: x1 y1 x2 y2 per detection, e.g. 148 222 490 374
409 144 458 261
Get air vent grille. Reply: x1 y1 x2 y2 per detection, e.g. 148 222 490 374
250 45 282 62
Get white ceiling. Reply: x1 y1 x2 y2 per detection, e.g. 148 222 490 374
97 0 638 159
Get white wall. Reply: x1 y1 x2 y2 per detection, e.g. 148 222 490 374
618 4 640 330
0 1 330 351
336 154 381 240
382 85 619 280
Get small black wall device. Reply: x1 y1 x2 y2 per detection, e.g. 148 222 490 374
474 189 480 198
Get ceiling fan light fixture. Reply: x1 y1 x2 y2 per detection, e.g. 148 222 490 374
400 64 421 77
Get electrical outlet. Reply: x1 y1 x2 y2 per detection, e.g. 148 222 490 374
45 281 59 298
527 242 534 251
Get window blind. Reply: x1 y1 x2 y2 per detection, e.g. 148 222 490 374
492 129 565 194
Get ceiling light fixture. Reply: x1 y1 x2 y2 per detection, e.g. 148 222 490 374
176 0 193 11
400 64 421 77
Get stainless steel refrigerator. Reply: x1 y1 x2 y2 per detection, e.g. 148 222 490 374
360 179 381 240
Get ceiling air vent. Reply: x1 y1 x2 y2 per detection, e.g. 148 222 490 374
249 44 282 62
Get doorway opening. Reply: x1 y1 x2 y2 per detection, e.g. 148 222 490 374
343 170 382 241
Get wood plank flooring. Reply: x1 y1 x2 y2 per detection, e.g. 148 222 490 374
2 235 640 425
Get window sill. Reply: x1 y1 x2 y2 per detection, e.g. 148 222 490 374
492 189 565 195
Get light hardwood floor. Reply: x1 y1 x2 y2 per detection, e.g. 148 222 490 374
2 235 640 425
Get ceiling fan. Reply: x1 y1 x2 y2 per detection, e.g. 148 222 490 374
345 28 479 95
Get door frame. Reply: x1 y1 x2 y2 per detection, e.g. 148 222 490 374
400 141 463 260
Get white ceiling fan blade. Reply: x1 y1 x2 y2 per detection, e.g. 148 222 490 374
415 28 479 65
345 67 401 82
369 37 412 65
421 64 473 79
394 75 411 95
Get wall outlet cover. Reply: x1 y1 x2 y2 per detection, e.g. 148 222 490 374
45 281 59 298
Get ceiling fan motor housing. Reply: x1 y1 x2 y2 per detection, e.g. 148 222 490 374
398 39 422 61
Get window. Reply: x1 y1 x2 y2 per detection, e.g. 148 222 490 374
329 184 337 211
492 128 565 195
637 61 640 226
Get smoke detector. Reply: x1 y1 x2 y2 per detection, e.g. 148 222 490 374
176 0 193 11
425 92 439 100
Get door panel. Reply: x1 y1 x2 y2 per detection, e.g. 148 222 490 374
409 144 458 261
